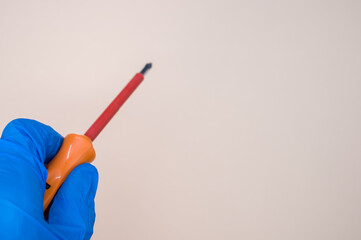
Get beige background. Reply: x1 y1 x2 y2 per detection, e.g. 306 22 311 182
1 0 361 239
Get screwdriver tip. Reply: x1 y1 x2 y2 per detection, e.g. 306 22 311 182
140 63 152 75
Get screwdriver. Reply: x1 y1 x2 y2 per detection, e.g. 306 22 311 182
43 63 152 211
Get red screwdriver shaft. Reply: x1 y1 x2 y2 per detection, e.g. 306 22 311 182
84 63 152 141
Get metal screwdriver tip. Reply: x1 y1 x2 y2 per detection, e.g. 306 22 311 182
140 63 152 75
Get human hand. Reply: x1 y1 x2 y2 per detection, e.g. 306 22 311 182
0 119 98 240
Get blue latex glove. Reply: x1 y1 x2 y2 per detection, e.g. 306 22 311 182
0 119 98 240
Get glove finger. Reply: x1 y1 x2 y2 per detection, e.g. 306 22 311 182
1 118 63 164
0 118 63 216
48 163 98 240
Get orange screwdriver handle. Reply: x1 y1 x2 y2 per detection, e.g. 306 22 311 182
43 134 96 211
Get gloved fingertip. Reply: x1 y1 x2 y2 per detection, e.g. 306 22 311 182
72 163 99 199
47 164 99 239
1 118 63 163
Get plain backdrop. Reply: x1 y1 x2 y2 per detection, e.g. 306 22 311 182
1 0 361 239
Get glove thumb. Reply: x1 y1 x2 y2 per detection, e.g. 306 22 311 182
47 163 99 240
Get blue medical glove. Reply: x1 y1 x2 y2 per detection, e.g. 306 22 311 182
0 119 98 240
